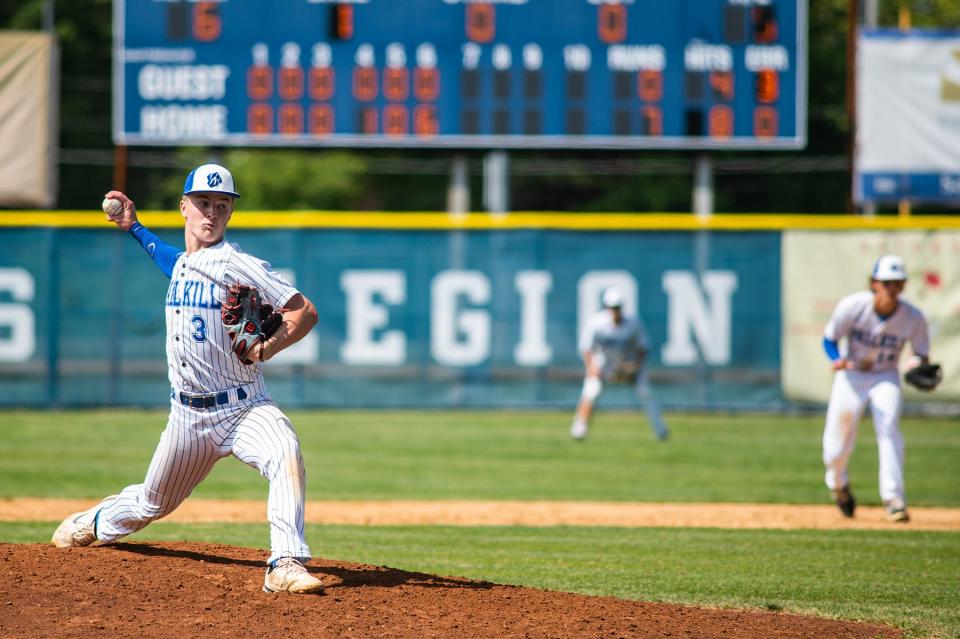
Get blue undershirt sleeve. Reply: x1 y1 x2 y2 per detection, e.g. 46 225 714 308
822 337 840 361
129 222 183 279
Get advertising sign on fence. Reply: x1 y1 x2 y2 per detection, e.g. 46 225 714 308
782 230 960 403
856 29 960 204
0 228 781 409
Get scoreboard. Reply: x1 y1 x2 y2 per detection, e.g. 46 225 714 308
113 0 808 150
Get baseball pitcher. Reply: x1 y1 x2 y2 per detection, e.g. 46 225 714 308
52 164 324 593
821 254 938 523
570 287 669 441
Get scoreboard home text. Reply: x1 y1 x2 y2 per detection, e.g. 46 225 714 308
114 0 807 149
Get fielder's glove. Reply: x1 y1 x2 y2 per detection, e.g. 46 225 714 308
608 362 639 385
904 362 943 392
221 283 283 365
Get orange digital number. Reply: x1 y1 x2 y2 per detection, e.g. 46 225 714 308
248 104 273 135
360 107 378 134
414 104 439 137
641 106 663 136
353 67 378 101
247 66 273 101
383 105 409 136
192 2 221 42
466 3 495 43
309 104 334 135
755 70 779 103
753 106 778 138
309 67 335 101
708 104 734 138
414 68 439 101
637 70 662 102
384 68 409 102
332 4 354 40
279 104 304 134
753 6 778 43
710 71 734 101
598 5 627 44
279 67 304 101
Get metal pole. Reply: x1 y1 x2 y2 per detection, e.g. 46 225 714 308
483 149 509 216
864 0 878 26
113 145 128 192
860 0 877 216
693 154 713 219
897 4 912 218
447 154 469 219
847 0 859 214
42 0 54 31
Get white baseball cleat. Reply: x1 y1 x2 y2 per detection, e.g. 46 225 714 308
51 509 101 548
570 420 588 440
263 557 325 594
884 500 910 523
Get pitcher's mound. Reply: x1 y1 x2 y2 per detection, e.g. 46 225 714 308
1 542 899 638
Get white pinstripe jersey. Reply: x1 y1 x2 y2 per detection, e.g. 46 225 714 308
165 240 297 394
824 291 930 373
579 309 649 375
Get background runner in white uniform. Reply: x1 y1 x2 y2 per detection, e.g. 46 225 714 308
821 255 931 523
53 164 324 593
570 287 669 441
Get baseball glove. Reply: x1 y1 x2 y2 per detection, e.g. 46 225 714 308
904 362 943 392
221 283 284 364
608 362 639 385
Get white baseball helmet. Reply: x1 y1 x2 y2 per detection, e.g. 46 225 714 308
602 287 625 309
183 163 240 198
872 254 907 281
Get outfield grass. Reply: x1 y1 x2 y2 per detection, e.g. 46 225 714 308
2 409 959 638
0 409 957 505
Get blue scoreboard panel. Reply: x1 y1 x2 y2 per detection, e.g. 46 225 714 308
114 0 807 149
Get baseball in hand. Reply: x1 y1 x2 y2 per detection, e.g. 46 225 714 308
102 197 123 218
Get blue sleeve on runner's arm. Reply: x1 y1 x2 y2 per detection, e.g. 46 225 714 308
822 337 840 361
129 222 182 278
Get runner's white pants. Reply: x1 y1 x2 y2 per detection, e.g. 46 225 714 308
93 400 310 563
822 369 905 504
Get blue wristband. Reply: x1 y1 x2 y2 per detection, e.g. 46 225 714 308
129 222 183 278
822 337 840 361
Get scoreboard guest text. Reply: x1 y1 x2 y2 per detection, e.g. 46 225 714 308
114 0 808 149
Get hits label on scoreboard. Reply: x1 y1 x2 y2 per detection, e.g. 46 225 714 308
114 0 807 149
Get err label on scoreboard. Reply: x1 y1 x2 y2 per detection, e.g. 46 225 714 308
114 0 807 150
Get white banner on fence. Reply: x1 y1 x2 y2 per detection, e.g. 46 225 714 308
782 231 960 403
856 30 960 203
0 32 58 208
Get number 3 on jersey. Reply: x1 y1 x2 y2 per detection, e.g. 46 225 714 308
191 315 208 343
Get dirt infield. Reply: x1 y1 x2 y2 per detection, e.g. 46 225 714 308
3 497 960 530
0 542 902 639
3 499 948 638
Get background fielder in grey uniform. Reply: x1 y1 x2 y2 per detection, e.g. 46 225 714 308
570 287 669 441
53 164 324 594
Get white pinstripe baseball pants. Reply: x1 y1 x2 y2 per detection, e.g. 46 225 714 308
94 399 310 563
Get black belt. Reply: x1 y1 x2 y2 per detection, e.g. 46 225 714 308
176 386 247 409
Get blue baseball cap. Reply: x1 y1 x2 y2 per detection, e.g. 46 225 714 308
183 164 240 198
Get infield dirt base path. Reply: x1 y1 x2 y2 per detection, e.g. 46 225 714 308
3 497 960 530
5 498 951 638
0 542 902 639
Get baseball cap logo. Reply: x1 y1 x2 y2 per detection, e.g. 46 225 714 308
206 172 223 188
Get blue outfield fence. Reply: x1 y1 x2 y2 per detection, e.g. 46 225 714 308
0 225 782 410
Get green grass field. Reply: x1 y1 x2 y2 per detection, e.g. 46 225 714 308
2 409 958 637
